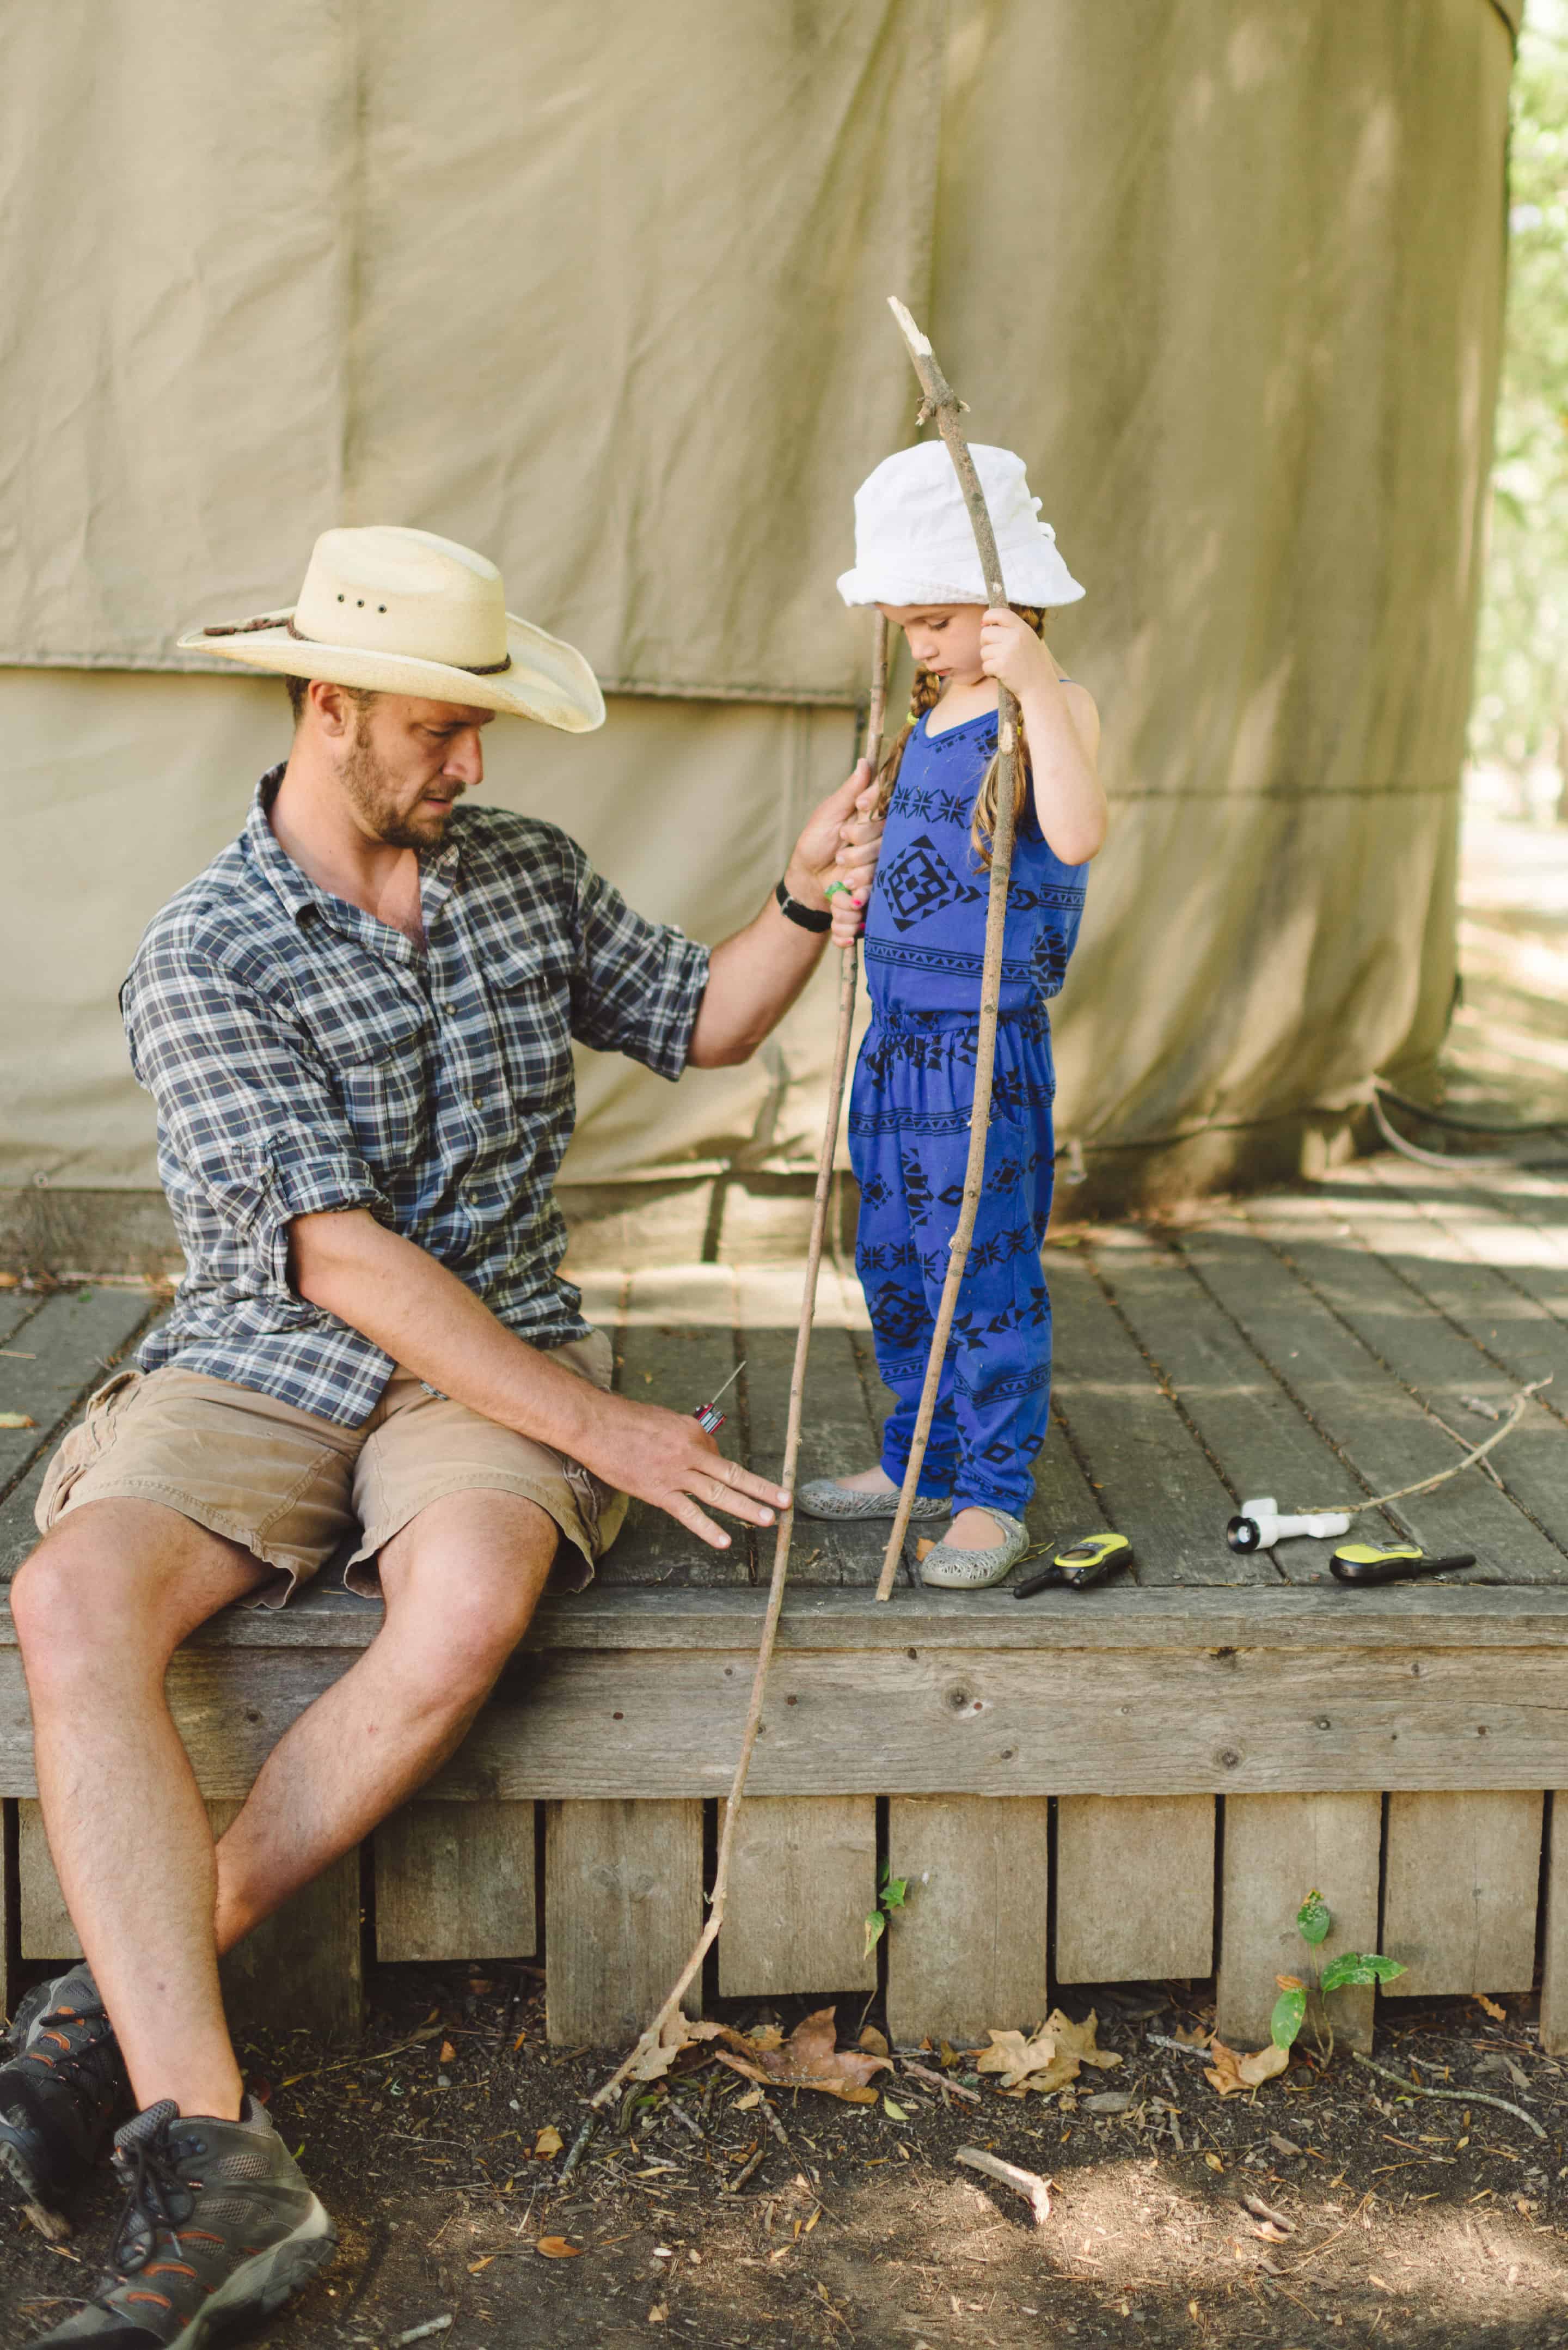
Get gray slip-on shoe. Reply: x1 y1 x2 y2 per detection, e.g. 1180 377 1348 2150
918 1509 1032 1590
797 1476 951 1523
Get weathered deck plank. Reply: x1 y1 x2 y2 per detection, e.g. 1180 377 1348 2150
0 1285 158 1497
1056 1794 1215 1981
1215 1793 1380 2053
1088 1234 1357 1586
1178 1224 1565 1578
1381 1790 1545 1997
1047 1254 1267 1586
543 1798 703 2044
374 1800 537 1963
886 1795 1050 2046
716 1794 877 1998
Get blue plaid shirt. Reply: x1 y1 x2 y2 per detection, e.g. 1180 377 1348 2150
123 770 710 1425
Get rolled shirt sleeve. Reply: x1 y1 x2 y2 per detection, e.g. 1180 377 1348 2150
122 943 390 1297
567 850 711 1081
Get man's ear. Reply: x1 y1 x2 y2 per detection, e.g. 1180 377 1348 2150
310 680 357 740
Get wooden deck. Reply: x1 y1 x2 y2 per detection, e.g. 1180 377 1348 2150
3 1150 1568 2051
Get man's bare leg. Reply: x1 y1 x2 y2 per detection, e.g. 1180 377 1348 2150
211 1490 555 1952
10 1500 271 2118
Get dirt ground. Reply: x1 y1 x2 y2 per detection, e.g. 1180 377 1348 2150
3 1964 1565 2350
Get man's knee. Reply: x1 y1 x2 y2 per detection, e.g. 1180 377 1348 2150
12 1504 265 1688
380 1494 556 1703
11 1524 142 1683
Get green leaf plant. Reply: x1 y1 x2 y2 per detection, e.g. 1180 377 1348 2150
1269 1890 1405 2063
863 1865 911 1960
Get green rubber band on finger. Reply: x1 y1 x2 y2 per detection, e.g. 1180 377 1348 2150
823 881 849 900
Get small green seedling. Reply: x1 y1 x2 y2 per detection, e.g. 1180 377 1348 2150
1270 1889 1405 2061
864 1864 911 1958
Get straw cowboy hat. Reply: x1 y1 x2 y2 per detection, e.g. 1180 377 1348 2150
837 441 1084 611
180 525 605 733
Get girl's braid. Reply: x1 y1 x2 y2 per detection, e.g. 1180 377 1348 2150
871 608 1049 870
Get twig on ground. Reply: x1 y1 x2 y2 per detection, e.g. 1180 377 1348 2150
591 625 890 2106
756 2096 792 2153
390 2322 454 2347
877 297 1025 1602
1146 2034 1216 2062
724 2145 767 2195
955 2146 1053 2225
558 2116 596 2181
1351 2050 1545 2138
900 2059 981 2103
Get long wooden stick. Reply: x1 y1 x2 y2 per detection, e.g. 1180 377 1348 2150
592 615 890 2108
875 297 1021 1603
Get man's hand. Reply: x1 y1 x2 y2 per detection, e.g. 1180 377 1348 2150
783 758 884 944
572 1393 791 1550
289 1209 791 1551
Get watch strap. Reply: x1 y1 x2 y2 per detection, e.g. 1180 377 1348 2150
774 878 832 933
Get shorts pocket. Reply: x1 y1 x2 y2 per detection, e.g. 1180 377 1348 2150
34 1367 143 1531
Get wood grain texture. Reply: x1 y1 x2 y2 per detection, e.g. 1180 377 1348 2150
1056 1795 1215 1981
543 1797 703 2045
886 1795 1050 2045
1381 1790 1544 1997
1180 1224 1566 1580
18 1800 78 1960
1538 1794 1568 2054
374 1800 537 1963
0 1286 158 1494
1048 1254 1266 1586
1215 1793 1381 2053
716 1795 876 1997
19 1798 365 2036
1092 1235 1357 1585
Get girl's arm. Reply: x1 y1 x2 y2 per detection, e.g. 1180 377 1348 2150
980 608 1106 865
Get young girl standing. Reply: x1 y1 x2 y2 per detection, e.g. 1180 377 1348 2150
801 441 1106 1587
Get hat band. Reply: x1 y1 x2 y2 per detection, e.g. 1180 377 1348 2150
200 614 512 676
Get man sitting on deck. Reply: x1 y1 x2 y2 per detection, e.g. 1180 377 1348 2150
2 527 879 2348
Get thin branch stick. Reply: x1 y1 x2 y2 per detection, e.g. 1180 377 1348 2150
899 2058 982 2102
877 295 1022 1602
591 618 890 2110
954 2146 1054 2224
1351 2050 1545 2138
1305 1379 1548 1518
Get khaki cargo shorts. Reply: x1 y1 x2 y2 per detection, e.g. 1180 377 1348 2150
34 1333 628 1608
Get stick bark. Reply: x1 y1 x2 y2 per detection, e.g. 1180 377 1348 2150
592 615 890 2109
876 296 1021 1602
955 2146 1054 2224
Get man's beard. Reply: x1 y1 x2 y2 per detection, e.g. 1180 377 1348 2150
342 727 456 851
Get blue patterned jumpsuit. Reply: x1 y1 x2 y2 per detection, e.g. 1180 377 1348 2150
848 705 1088 1518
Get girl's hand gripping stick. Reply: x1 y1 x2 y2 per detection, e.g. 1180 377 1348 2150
691 1361 745 1437
1226 1497 1352 1554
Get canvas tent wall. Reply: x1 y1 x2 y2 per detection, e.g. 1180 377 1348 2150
0 0 1518 1258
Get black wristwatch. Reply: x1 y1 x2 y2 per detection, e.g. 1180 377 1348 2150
774 878 832 933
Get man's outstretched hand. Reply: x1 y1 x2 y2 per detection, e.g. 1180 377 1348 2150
785 759 884 945
573 1391 791 1551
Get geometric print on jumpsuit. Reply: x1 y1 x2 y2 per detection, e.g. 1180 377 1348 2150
847 704 1088 1518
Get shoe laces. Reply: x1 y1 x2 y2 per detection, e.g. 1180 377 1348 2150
15 2002 120 2118
108 2102 200 2272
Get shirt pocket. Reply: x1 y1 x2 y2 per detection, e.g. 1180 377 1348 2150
323 999 432 1173
486 939 575 1121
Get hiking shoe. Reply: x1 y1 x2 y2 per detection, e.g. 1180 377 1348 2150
29 2096 336 2345
0 1964 128 2214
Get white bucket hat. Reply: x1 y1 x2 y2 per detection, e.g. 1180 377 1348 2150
180 525 605 733
837 441 1084 611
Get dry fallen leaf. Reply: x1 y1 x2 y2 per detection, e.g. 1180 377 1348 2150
626 2013 730 2083
535 2126 563 2158
1253 2219 1292 2244
712 2006 891 2104
468 2255 494 2273
536 2237 581 2260
0 1413 35 1430
859 2025 891 2058
1204 2037 1289 2097
438 2040 457 2065
647 2302 668 2323
1476 1993 1506 2022
733 2088 763 2111
976 2011 1123 2096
